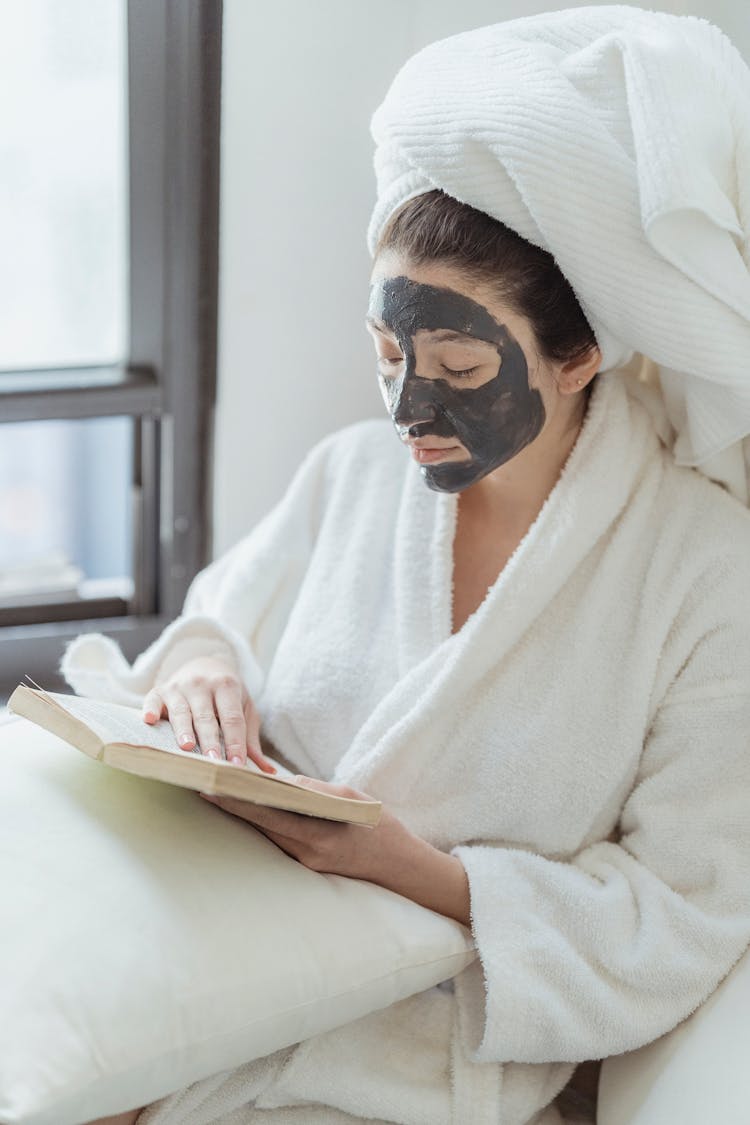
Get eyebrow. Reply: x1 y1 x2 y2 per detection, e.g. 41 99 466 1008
365 318 493 347
425 329 495 347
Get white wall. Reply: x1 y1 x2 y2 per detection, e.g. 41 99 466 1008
213 0 749 555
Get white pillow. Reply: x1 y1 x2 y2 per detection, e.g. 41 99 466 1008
0 715 476 1125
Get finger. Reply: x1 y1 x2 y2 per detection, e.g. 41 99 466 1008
161 688 198 751
235 819 338 873
201 804 306 861
250 825 307 861
243 698 277 774
142 689 165 724
181 685 223 759
212 677 248 767
200 794 327 837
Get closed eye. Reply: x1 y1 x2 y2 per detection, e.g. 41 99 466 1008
376 356 403 374
442 365 479 379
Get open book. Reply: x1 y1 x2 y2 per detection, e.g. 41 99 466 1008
7 683 382 828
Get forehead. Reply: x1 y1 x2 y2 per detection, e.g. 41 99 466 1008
368 275 508 346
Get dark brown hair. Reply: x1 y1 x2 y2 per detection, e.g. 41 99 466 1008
374 189 598 370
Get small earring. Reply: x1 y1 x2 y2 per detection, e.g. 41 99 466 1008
576 379 583 386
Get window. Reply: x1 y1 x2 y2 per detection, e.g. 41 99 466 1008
0 0 222 694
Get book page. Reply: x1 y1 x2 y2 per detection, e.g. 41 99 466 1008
43 692 293 775
47 693 199 755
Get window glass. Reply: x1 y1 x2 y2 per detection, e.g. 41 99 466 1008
0 0 127 369
0 417 134 605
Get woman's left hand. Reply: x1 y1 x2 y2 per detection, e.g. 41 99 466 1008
199 776 417 886
199 776 472 926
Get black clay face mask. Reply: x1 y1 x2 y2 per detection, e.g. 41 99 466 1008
368 275 546 493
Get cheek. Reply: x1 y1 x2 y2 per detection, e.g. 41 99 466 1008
445 372 541 440
489 386 525 423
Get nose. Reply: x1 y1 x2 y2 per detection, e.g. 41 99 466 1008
391 368 439 430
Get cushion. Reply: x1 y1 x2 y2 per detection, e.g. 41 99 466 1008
0 715 476 1125
598 942 750 1125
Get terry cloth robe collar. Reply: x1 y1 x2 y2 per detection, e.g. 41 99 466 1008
334 368 660 793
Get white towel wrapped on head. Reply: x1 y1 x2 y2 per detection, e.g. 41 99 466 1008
367 4 750 502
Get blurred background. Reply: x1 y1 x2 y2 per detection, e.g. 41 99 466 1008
1 0 747 690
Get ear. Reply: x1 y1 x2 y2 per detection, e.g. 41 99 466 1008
558 344 602 395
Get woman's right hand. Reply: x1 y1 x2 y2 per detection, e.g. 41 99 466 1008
141 655 277 773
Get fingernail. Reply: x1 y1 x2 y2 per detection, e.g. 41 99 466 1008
230 755 243 766
262 761 277 774
207 750 221 760
180 735 194 747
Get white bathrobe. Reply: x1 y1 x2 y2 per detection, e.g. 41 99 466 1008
62 370 750 1125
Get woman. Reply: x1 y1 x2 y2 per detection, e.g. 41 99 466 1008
76 7 750 1124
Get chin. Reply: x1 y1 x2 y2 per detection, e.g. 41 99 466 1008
421 460 485 493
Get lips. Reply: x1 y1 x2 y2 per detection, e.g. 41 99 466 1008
408 440 457 450
408 443 461 463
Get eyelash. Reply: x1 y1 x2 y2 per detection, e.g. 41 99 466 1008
442 365 478 380
377 358 479 380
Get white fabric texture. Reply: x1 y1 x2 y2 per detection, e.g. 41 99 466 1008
62 370 750 1124
366 5 750 502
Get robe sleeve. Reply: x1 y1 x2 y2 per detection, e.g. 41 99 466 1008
59 433 338 708
450 568 750 1065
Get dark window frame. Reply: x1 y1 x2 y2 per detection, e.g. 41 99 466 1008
0 0 221 693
